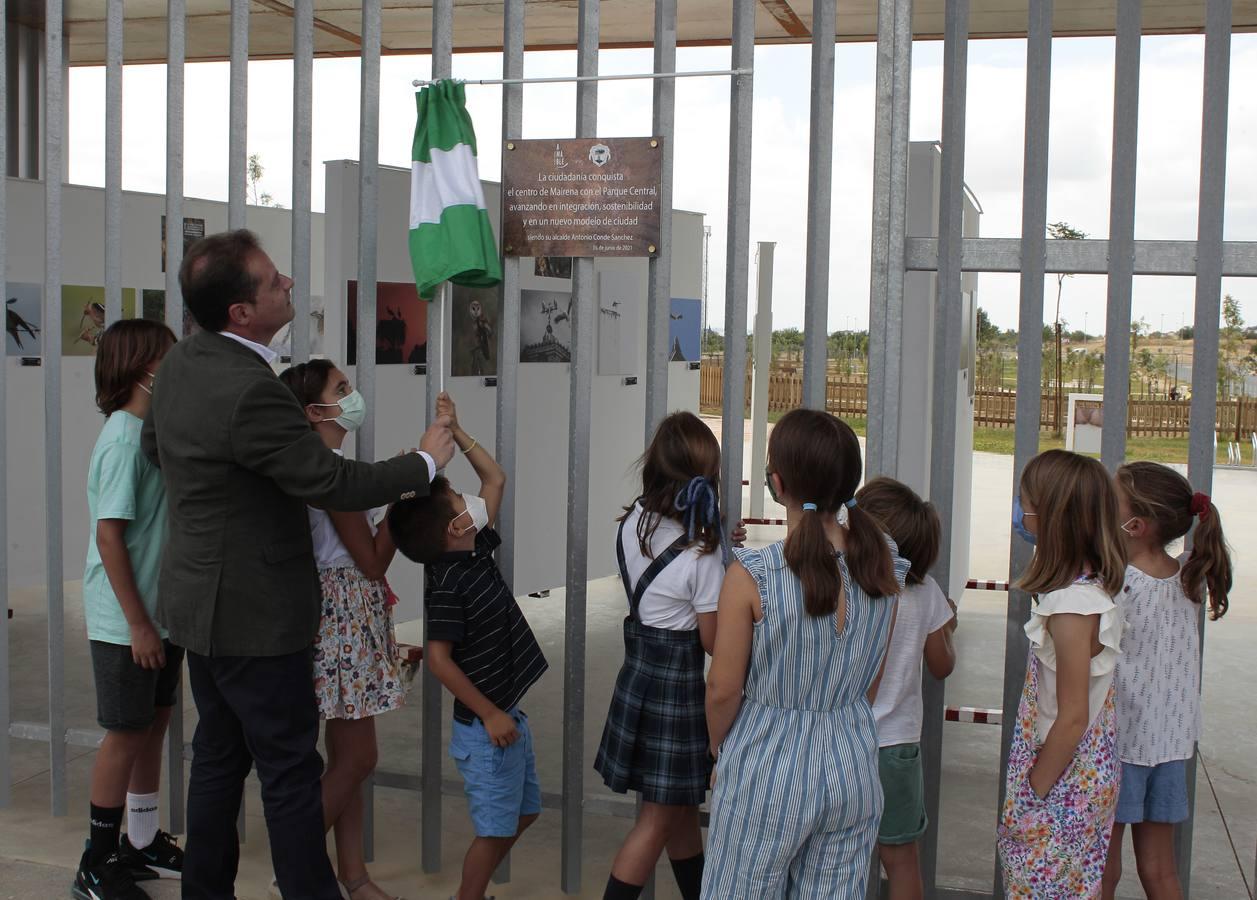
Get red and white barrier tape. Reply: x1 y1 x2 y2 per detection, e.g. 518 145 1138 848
742 517 789 526
944 706 1002 725
965 579 1010 592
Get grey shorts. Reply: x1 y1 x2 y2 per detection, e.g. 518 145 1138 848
90 639 185 731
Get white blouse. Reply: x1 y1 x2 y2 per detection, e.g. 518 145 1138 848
1114 563 1202 766
1025 580 1125 744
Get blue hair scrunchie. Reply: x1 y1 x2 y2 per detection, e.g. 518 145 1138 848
674 476 721 542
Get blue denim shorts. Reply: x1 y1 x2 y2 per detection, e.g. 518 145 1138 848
450 708 541 837
1116 758 1190 824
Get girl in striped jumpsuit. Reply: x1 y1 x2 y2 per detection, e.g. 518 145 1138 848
703 409 908 899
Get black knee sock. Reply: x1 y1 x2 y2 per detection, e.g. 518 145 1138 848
669 852 705 900
88 803 124 866
603 874 645 900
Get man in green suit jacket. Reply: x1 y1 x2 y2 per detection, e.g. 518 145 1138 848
142 230 454 900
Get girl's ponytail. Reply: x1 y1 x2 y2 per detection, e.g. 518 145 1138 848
1182 494 1231 619
784 503 842 617
845 502 901 600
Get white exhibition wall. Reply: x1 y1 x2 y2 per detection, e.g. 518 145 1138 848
324 161 704 619
3 176 325 589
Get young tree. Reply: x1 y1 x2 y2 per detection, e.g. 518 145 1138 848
247 153 284 208
1047 221 1087 434
976 306 1000 348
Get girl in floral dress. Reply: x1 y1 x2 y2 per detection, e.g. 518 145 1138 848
998 450 1127 898
280 359 404 900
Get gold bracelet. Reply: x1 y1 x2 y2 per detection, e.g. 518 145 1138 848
462 437 478 455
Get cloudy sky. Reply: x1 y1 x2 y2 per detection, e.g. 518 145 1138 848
67 32 1257 335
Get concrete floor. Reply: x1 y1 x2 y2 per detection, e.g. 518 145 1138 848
2 420 1254 898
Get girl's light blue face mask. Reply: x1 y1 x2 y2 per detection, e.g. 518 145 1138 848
1012 495 1037 546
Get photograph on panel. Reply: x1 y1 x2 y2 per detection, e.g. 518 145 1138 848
62 286 138 356
5 282 42 356
347 281 429 366
534 256 572 279
520 289 572 363
451 284 499 377
161 215 206 273
597 270 640 376
142 289 201 338
668 297 701 361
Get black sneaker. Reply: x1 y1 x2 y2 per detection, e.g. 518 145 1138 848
72 847 151 900
118 831 183 880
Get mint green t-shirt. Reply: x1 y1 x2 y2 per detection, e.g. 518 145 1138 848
83 411 168 645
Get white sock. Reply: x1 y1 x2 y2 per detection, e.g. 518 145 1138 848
126 791 160 850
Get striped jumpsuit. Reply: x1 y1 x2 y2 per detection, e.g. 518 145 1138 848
702 541 906 899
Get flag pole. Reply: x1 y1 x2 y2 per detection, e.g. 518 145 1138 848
438 280 448 396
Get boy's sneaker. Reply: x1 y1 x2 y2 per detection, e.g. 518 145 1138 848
118 830 183 880
72 846 151 900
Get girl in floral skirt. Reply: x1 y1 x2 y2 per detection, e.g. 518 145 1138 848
280 359 405 900
998 450 1127 898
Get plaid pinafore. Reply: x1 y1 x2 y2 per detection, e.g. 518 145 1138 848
594 516 711 806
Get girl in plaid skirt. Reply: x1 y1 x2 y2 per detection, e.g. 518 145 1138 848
595 412 734 900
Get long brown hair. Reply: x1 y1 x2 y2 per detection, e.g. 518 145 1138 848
1017 449 1126 597
1117 461 1231 619
622 411 722 557
856 477 941 586
769 409 899 617
94 319 177 415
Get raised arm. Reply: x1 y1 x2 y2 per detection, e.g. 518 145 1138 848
437 392 505 527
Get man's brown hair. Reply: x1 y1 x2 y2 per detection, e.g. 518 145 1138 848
179 229 263 332
94 319 177 415
855 477 941 586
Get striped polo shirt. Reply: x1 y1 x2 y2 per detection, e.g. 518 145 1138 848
425 527 549 725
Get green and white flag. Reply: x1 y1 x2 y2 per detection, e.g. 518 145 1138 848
409 80 502 299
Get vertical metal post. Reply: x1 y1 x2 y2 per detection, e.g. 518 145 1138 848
290 0 313 363
1180 0 1231 889
562 4 598 890
44 0 67 818
356 0 381 463
165 0 186 330
802 0 836 409
719 0 755 546
749 244 775 521
996 2 1053 894
923 3 969 893
866 0 913 479
104 0 123 324
420 0 453 876
643 0 677 440
1101 0 1141 473
228 0 248 230
0 0 9 812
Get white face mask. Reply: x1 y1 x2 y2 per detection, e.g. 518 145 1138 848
452 492 489 536
1120 517 1139 537
137 370 158 396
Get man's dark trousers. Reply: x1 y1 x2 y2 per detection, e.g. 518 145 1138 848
183 648 340 900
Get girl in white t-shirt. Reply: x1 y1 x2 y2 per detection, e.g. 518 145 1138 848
997 450 1127 898
595 412 732 900
857 478 956 900
1101 462 1231 900
280 359 404 900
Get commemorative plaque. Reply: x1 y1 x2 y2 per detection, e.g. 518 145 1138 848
501 137 663 258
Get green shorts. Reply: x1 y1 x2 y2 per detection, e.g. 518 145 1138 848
877 742 928 845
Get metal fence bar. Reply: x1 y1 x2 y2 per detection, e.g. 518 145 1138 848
228 0 248 230
291 0 313 363
44 0 67 818
719 0 755 545
165 0 186 330
0 0 9 812
802 0 836 410
419 0 453 875
1101 0 1142 474
902 236 1257 277
356 0 382 466
104 0 123 324
643 0 677 440
1180 0 1231 889
995 1 1053 893
865 0 913 479
923 2 969 892
562 1 599 891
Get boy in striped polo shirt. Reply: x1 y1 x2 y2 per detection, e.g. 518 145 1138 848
388 392 548 900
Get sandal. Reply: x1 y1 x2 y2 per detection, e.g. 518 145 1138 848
341 873 406 900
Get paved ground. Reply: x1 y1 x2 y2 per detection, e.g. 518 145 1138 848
2 419 1254 898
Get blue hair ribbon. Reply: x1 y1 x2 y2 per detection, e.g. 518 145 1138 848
675 477 721 542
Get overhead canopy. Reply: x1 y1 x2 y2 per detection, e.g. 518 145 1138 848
13 0 1257 66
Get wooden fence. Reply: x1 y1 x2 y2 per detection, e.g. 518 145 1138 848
698 360 1257 440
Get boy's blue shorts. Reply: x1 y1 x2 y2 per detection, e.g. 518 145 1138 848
450 708 541 837
1116 758 1190 824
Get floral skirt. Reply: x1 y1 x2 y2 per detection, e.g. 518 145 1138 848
313 566 404 720
997 652 1120 898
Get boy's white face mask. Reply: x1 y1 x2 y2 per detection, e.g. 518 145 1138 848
452 493 489 536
